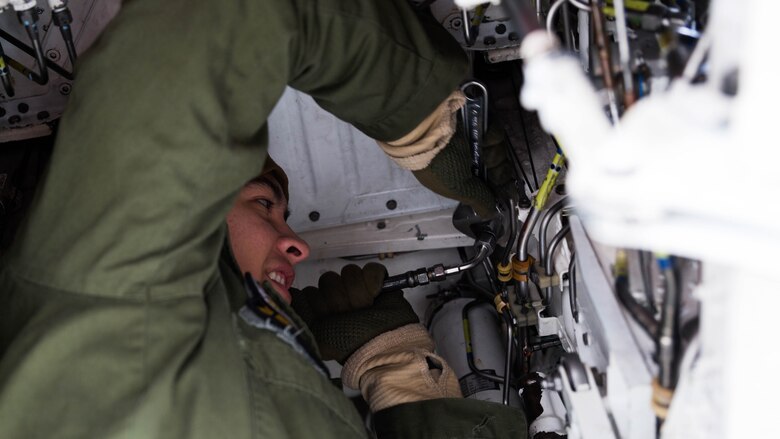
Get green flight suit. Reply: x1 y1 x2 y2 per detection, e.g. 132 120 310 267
0 0 528 437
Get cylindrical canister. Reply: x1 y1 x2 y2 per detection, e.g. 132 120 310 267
429 298 521 406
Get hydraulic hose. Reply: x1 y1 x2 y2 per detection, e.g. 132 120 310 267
52 5 78 64
17 8 49 85
446 242 492 276
381 236 493 294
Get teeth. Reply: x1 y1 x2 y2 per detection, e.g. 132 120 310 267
268 271 286 287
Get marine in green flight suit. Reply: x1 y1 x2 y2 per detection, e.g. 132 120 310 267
0 0 527 437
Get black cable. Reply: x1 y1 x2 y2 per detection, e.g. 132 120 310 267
517 109 540 190
501 199 517 264
463 299 505 383
506 134 535 194
508 62 540 190
482 258 499 295
457 246 470 264
568 251 578 322
4 54 46 85
463 270 495 302
0 28 74 81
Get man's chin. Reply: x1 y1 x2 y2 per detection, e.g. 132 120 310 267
267 279 292 304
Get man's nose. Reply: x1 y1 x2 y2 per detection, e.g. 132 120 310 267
276 232 310 265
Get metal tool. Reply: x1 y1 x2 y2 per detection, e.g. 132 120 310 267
460 80 488 179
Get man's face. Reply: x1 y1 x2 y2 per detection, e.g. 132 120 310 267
227 174 310 303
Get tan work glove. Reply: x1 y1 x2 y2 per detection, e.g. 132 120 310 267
291 263 462 412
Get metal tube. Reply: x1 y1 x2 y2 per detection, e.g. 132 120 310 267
544 225 570 305
544 225 571 276
517 207 541 261
444 244 491 276
382 240 492 293
515 207 541 301
538 196 569 264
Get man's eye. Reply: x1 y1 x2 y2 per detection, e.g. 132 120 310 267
255 198 274 210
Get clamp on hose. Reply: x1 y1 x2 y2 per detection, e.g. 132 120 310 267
511 255 535 282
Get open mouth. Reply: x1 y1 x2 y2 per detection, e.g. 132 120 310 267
266 270 292 303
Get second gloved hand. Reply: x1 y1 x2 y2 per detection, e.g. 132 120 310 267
290 262 419 363
291 262 462 412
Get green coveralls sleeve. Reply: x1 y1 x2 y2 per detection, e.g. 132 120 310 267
0 0 523 437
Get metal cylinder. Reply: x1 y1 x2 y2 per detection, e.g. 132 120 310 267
528 383 568 438
429 298 520 406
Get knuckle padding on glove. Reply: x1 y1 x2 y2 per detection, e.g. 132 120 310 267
340 264 372 309
311 291 419 363
316 270 351 313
